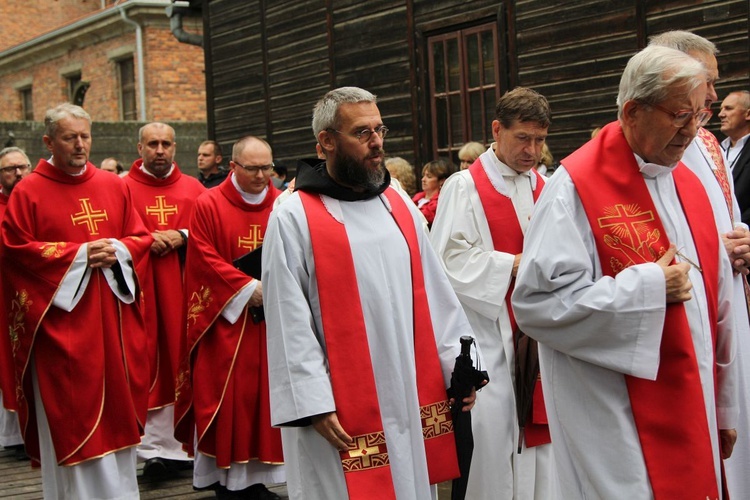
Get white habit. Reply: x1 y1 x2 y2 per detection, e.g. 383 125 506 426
430 147 555 500
682 135 750 498
262 189 476 500
511 159 738 499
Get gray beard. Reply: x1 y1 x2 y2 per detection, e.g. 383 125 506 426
332 150 385 190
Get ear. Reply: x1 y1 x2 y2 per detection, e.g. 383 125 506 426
228 160 236 173
42 135 53 153
491 120 502 142
621 100 640 127
215 153 222 164
136 142 144 156
318 130 335 154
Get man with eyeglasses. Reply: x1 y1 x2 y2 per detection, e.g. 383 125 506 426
512 45 738 499
122 122 204 478
429 87 555 500
175 135 284 500
650 31 750 499
0 146 31 461
263 86 478 499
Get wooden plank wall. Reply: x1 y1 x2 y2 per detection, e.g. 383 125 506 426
204 0 749 171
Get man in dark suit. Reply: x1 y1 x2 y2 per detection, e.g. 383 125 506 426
720 90 750 224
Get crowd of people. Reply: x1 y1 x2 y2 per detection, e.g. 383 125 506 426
0 29 748 500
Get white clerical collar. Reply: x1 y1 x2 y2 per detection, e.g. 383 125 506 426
139 163 175 179
482 144 537 193
49 156 87 176
634 153 677 178
231 172 268 204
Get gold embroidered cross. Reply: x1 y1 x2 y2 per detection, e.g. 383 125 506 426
145 195 178 226
348 436 380 468
238 225 263 250
424 405 447 435
598 204 654 248
70 198 108 235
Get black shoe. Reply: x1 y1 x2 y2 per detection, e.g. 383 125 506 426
142 457 169 479
246 483 281 500
6 444 28 461
163 458 193 471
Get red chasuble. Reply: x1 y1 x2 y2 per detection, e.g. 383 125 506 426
0 194 18 412
468 160 551 448
174 176 283 467
0 160 152 466
124 161 205 409
299 188 459 499
563 122 721 499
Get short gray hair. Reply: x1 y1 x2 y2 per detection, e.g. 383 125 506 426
312 87 377 139
0 146 30 165
616 45 706 118
44 103 91 138
648 30 717 56
728 90 750 110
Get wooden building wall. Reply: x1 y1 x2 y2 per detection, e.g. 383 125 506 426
202 0 749 174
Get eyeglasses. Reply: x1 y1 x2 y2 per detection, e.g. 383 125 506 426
642 101 713 128
0 164 30 174
233 161 274 175
327 125 389 143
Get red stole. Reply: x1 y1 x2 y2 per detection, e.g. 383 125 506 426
564 122 720 499
468 161 550 448
299 189 459 499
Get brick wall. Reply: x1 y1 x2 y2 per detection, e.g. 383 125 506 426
0 29 206 123
0 0 100 52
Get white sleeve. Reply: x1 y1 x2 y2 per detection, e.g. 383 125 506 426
430 172 514 322
52 245 91 311
222 280 257 324
263 199 336 426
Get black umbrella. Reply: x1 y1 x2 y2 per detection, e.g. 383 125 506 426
448 335 489 500
514 328 540 453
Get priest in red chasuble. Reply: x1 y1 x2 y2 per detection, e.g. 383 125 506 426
0 103 152 499
124 122 205 477
512 46 738 499
0 147 32 457
174 135 284 499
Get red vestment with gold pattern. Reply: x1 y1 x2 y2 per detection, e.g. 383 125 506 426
0 160 152 465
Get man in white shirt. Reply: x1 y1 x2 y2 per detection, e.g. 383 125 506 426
719 91 750 225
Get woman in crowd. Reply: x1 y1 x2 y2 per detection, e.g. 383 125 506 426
412 159 453 227
385 156 417 197
457 141 485 170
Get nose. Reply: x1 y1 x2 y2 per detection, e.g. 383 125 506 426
368 133 384 149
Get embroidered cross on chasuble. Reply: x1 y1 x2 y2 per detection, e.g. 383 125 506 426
564 122 722 499
145 195 178 226
70 198 109 235
299 189 459 499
